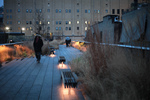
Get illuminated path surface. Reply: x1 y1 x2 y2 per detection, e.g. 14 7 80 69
0 45 84 100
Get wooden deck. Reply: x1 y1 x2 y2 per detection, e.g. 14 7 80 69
0 45 84 100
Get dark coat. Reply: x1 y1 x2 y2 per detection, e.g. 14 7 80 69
33 36 43 52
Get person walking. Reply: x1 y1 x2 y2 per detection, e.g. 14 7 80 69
33 34 43 63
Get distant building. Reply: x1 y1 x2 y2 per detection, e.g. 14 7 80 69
3 0 146 39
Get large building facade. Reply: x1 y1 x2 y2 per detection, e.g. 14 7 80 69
4 0 145 38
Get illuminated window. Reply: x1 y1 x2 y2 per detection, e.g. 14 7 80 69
85 27 87 30
39 21 42 24
85 21 87 24
77 21 79 24
30 27 32 30
48 21 50 24
98 10 100 13
18 27 21 30
88 21 90 24
69 21 71 24
26 27 29 31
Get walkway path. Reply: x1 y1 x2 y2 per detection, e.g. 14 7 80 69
0 45 84 100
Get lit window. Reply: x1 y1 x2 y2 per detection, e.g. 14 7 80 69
98 10 100 13
30 27 32 30
26 9 28 13
18 27 21 30
85 10 87 13
18 21 21 24
69 21 71 24
48 21 50 24
85 21 87 24
77 21 79 24
56 9 58 13
59 9 61 13
47 9 50 12
85 27 87 30
88 21 90 24
88 10 90 13
77 9 79 13
26 27 29 30
39 21 42 24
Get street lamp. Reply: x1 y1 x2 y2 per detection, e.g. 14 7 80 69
5 27 10 31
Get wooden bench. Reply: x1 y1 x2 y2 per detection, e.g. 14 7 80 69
61 69 78 88
58 56 66 63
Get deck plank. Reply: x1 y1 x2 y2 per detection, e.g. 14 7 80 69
0 45 84 100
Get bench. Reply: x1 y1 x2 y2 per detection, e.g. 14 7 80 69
58 56 66 63
61 69 78 88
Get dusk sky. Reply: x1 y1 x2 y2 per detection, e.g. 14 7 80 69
0 0 3 7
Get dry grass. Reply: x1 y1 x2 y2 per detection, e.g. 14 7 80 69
70 40 150 100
